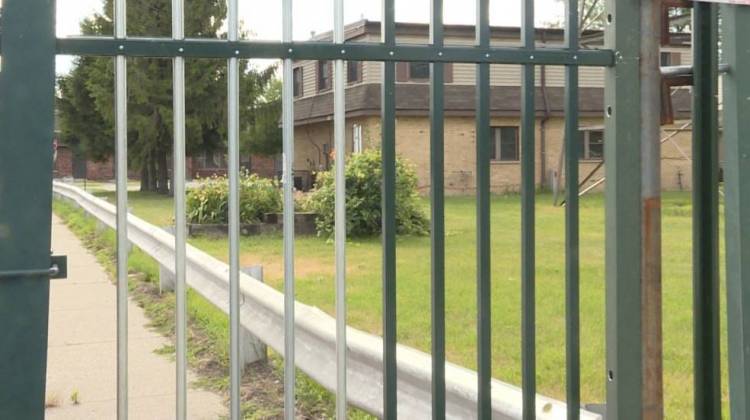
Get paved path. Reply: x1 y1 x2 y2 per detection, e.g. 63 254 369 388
45 216 224 419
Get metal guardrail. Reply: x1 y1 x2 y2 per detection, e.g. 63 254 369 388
53 181 601 420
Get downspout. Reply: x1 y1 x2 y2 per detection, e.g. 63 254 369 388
539 32 552 190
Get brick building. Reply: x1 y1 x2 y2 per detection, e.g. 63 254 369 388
291 20 694 194
54 144 279 182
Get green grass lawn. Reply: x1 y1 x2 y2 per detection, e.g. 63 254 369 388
94 189 729 418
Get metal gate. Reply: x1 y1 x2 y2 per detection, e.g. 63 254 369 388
1 0 749 419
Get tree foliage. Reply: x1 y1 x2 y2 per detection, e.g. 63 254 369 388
57 0 281 193
547 0 604 33
578 0 606 31
551 0 691 34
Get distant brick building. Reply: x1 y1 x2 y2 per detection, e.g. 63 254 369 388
53 144 119 180
54 143 280 182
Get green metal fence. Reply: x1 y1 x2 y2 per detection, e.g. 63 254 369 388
1 0 748 419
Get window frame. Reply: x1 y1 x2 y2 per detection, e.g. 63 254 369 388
352 123 363 154
347 60 361 84
195 150 227 169
317 60 332 92
408 61 430 81
490 126 520 162
660 51 682 67
293 66 303 98
578 126 605 161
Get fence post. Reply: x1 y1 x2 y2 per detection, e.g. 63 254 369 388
604 0 643 418
692 3 721 419
0 0 56 417
721 4 750 419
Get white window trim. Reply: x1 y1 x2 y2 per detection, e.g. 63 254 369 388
579 126 604 161
491 126 520 162
352 124 363 154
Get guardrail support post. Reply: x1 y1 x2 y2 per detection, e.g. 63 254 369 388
160 264 176 293
159 263 267 371
240 265 268 370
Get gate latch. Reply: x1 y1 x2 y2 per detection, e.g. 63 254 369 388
0 255 67 280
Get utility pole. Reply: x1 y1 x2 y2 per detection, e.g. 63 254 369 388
641 0 664 418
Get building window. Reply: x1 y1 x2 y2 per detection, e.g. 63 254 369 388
195 150 227 169
490 126 519 162
409 62 430 80
579 128 604 160
293 67 303 97
352 124 363 154
317 60 332 91
397 62 453 83
660 52 681 66
347 61 361 84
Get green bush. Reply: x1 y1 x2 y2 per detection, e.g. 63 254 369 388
187 172 282 224
305 149 428 237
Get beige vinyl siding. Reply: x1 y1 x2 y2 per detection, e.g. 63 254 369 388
301 60 318 97
534 66 605 88
362 62 381 85
451 64 605 88
293 32 688 97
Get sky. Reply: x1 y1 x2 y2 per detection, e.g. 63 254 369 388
56 0 565 74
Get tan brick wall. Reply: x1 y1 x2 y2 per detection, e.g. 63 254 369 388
293 116 695 195
659 121 694 191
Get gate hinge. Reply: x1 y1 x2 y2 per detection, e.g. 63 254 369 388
0 255 67 280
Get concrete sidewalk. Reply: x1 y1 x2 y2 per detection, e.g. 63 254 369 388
45 216 224 419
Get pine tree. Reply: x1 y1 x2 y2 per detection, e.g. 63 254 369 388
57 0 281 193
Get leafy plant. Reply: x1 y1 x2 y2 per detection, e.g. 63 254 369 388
305 149 428 237
186 172 282 224
70 390 80 405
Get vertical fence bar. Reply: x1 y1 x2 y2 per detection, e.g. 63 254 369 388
563 0 580 417
640 0 663 416
381 0 397 416
603 0 643 418
520 0 536 417
172 0 187 417
282 0 296 416
227 0 241 417
721 4 750 419
114 0 129 418
333 0 347 416
0 0 55 417
692 3 720 420
429 0 446 418
475 0 491 417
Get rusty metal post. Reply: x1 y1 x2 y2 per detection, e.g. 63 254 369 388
641 0 664 419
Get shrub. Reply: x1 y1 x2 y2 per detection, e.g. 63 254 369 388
187 172 282 224
305 149 428 237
